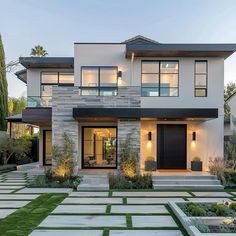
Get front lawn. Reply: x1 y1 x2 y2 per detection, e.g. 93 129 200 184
0 193 67 236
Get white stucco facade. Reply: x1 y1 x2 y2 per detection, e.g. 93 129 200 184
20 37 232 171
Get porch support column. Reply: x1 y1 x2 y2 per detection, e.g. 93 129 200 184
117 119 141 170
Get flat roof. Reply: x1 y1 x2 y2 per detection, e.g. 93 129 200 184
126 43 236 59
19 57 74 69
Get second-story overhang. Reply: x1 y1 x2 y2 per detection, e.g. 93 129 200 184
126 44 236 59
19 57 74 69
73 108 218 121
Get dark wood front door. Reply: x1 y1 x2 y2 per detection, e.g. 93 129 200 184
157 124 186 169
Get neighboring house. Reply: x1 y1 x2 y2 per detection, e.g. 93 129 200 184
15 35 236 173
226 91 236 134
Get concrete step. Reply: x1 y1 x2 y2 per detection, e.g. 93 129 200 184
77 184 109 191
152 175 217 180
77 174 109 191
153 184 224 190
153 179 221 185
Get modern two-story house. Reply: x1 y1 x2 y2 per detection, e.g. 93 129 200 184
15 35 236 174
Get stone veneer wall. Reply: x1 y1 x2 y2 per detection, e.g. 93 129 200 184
117 120 140 169
52 86 141 172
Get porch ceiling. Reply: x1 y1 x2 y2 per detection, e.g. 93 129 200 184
73 108 218 121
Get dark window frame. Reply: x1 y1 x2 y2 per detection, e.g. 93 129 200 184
40 71 74 97
43 129 52 166
194 60 208 97
141 60 179 97
80 66 118 96
82 126 117 169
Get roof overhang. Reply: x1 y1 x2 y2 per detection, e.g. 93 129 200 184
15 69 27 84
126 44 236 59
22 108 52 126
73 108 218 121
19 57 74 69
5 114 22 122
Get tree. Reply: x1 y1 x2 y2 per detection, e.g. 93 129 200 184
224 82 236 119
30 45 48 57
8 97 26 116
0 34 8 131
0 133 32 165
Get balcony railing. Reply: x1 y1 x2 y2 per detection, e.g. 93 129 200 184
27 86 178 107
27 96 52 108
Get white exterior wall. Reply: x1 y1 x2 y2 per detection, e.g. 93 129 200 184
74 44 224 170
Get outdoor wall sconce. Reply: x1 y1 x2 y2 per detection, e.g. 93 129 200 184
118 71 122 79
192 131 196 141
148 131 152 141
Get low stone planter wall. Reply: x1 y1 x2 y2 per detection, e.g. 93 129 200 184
169 201 236 235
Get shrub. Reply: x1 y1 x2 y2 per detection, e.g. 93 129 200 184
28 173 82 189
224 170 236 187
53 132 75 178
208 157 236 185
120 133 139 177
191 219 210 233
186 203 206 216
192 156 201 162
211 203 228 216
230 203 236 212
109 173 152 189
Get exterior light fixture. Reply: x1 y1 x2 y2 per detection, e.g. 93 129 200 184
148 131 152 141
192 131 196 141
118 71 122 79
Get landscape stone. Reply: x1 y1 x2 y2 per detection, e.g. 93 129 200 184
53 205 106 214
192 192 233 197
29 230 103 236
111 205 168 214
112 192 191 197
132 215 178 227
0 200 30 208
16 188 73 194
62 197 123 204
69 192 109 197
0 194 39 200
127 198 184 204
187 197 233 202
110 230 183 236
39 215 127 227
0 209 16 219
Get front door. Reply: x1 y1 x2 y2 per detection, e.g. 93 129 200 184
157 124 186 169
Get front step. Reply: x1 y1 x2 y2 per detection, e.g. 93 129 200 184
153 179 221 185
77 174 109 191
152 174 224 190
154 184 224 190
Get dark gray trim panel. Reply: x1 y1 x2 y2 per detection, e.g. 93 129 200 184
19 57 74 69
73 108 218 119
126 44 236 58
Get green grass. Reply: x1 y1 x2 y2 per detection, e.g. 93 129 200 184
0 193 67 236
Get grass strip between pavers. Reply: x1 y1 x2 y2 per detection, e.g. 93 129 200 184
0 193 67 236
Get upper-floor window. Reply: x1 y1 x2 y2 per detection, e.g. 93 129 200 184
81 66 118 96
195 61 207 97
141 61 179 97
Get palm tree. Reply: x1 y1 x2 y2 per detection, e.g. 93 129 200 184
30 45 48 57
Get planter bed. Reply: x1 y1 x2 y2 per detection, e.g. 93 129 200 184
169 201 236 235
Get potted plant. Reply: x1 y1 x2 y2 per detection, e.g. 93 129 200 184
191 156 202 171
145 156 157 171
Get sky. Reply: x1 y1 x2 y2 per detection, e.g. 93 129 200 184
1 0 236 97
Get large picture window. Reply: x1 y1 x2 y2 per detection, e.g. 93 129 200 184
141 61 179 97
82 127 117 168
195 61 207 97
81 66 118 96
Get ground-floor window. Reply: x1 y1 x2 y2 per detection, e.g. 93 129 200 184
82 127 117 168
43 130 52 165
